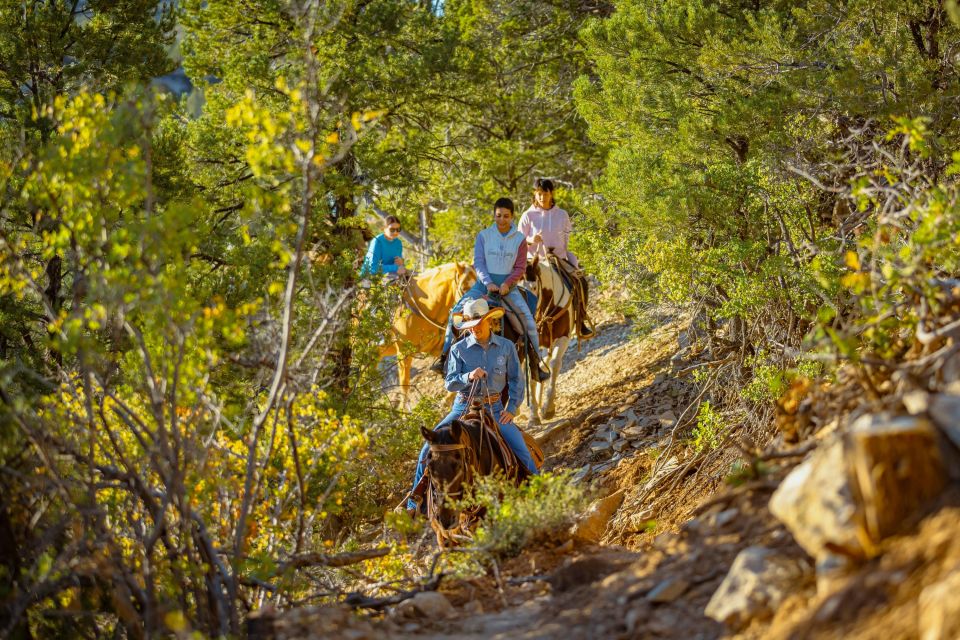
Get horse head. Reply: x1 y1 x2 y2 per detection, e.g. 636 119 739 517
420 421 475 531
524 255 540 283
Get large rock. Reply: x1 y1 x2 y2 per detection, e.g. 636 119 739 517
769 436 863 559
704 546 808 630
770 415 947 561
919 569 960 640
570 490 624 543
929 393 960 450
393 591 455 620
846 414 946 546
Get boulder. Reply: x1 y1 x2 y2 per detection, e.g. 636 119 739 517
929 393 960 450
704 546 808 630
919 569 960 640
570 490 624 543
393 591 454 620
771 414 946 560
769 436 862 559
847 414 946 546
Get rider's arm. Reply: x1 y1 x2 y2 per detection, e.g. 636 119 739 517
503 238 528 288
518 210 535 243
505 342 524 414
444 346 472 392
473 233 494 287
360 236 382 276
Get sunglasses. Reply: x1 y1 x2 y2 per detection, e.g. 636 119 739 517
387 226 401 232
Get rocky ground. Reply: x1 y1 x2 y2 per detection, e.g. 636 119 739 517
260 289 960 640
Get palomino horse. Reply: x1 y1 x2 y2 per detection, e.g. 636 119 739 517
379 262 475 406
523 255 574 425
419 406 528 547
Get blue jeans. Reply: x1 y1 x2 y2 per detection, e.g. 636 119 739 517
407 398 540 510
441 282 540 355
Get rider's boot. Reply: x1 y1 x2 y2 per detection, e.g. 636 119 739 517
430 350 448 375
528 340 551 382
574 273 595 339
578 320 596 340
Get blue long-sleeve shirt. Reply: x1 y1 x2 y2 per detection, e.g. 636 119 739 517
360 234 403 276
445 333 524 414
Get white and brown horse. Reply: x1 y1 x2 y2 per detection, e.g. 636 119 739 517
379 262 475 407
522 256 575 425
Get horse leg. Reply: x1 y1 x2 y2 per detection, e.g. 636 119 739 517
542 336 569 419
397 352 413 409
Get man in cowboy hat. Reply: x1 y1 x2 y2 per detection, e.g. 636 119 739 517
407 298 540 512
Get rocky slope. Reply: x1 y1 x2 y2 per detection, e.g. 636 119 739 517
257 294 960 640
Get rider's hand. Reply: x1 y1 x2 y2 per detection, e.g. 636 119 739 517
533 233 543 244
498 283 510 296
468 368 487 381
394 257 404 265
486 283 499 293
499 410 515 424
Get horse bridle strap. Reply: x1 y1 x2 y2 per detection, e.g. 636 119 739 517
429 443 467 452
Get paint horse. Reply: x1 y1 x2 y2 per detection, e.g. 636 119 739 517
523 255 575 424
379 262 475 407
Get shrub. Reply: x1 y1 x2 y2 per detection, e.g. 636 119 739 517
691 401 725 453
459 472 586 557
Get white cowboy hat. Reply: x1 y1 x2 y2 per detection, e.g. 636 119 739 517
453 297 505 330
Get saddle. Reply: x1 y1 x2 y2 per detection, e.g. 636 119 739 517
463 403 544 473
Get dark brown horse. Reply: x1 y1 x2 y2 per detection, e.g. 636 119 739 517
419 407 528 547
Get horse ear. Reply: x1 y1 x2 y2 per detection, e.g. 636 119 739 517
450 420 462 441
421 426 438 443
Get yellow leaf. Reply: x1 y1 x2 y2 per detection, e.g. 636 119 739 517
844 251 860 271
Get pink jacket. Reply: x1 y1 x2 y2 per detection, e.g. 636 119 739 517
518 205 579 268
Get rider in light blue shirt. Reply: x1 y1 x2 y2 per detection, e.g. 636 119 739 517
360 216 406 280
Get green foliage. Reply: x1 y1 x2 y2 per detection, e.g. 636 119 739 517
576 0 960 347
458 472 586 557
741 350 790 403
691 401 725 453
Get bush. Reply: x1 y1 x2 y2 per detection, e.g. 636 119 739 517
691 401 725 453
458 472 586 557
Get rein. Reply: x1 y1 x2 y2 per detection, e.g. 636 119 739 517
401 265 474 331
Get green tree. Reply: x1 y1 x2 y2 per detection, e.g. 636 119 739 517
576 0 960 349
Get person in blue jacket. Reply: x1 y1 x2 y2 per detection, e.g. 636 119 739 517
361 216 406 281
